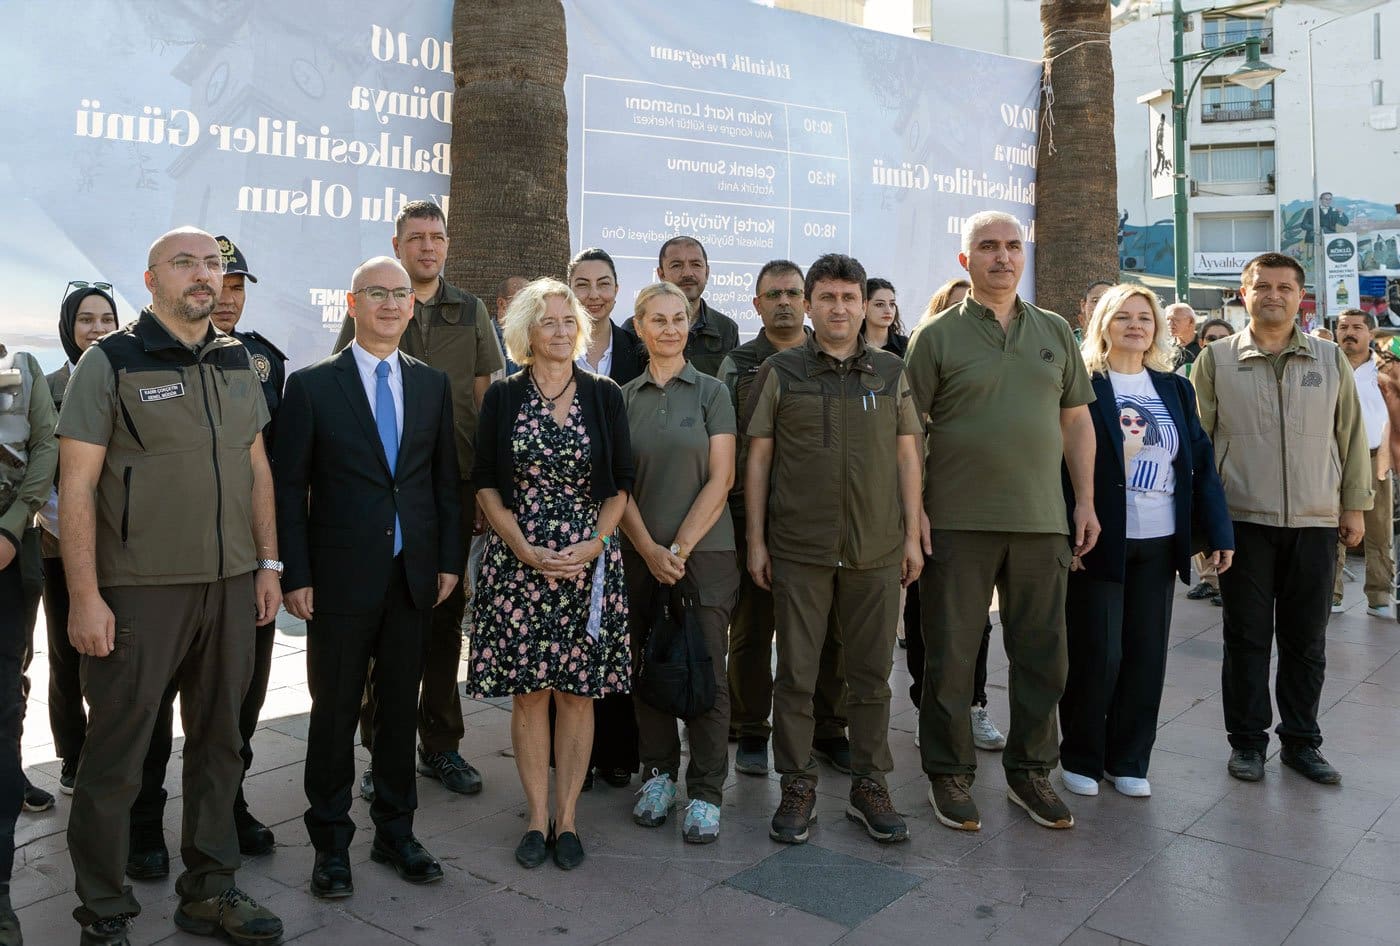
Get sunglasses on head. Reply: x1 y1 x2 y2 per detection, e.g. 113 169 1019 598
63 280 113 304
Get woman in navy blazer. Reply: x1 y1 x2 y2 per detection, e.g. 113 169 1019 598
1059 285 1234 800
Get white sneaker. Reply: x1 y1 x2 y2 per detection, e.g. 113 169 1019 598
1060 770 1099 796
970 706 1007 751
914 709 920 749
1331 601 1345 614
1367 604 1393 619
1108 775 1151 797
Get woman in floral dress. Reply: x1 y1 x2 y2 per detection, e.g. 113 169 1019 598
470 278 633 871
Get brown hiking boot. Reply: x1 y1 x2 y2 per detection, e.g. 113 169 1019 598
770 776 818 844
1007 772 1075 829
174 887 284 945
928 775 981 831
847 777 908 843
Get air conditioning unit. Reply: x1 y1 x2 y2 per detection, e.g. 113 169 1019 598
1123 256 1142 270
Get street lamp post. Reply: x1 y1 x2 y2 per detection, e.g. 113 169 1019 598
1170 0 1284 304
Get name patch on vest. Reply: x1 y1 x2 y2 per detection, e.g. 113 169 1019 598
139 382 185 402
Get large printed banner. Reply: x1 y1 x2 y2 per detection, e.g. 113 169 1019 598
564 0 1042 337
2 1 1040 370
2 2 455 371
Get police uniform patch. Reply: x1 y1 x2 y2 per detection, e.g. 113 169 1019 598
251 353 272 383
218 237 236 264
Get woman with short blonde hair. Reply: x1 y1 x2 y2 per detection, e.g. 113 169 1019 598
501 277 593 368
1079 285 1176 375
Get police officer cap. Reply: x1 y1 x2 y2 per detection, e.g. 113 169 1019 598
215 235 258 283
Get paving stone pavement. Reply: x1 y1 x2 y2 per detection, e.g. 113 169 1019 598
14 572 1400 945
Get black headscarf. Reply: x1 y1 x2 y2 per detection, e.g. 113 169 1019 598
59 286 118 364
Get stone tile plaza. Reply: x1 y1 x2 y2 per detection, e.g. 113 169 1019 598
13 575 1400 945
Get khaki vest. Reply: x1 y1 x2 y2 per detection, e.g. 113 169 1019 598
1210 332 1344 527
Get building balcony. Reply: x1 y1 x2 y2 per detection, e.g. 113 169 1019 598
1202 102 1275 123
1201 27 1273 55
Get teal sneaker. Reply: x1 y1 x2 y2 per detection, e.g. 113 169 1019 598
681 799 721 844
632 771 677 827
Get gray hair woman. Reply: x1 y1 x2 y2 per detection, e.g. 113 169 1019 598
470 278 635 870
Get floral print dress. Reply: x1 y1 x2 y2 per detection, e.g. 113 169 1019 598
468 387 630 698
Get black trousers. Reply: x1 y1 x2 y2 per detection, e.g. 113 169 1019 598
902 580 992 708
131 620 276 830
1220 522 1336 752
0 559 28 885
1060 536 1175 780
305 557 429 852
43 555 87 764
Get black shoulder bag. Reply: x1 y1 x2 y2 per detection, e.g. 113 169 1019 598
634 576 715 721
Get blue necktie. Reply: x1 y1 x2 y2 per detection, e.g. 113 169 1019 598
375 360 402 555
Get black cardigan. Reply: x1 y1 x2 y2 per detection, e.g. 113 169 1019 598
472 368 635 510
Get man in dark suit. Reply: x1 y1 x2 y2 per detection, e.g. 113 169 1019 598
275 256 463 899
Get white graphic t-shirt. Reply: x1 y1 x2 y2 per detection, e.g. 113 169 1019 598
1108 369 1179 540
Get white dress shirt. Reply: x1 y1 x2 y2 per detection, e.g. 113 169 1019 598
1354 359 1387 451
578 322 615 377
350 340 403 445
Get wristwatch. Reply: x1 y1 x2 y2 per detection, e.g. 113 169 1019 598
669 542 689 561
257 558 284 574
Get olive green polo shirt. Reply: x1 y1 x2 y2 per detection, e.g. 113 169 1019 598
334 275 504 479
747 335 921 569
904 294 1093 534
620 362 737 552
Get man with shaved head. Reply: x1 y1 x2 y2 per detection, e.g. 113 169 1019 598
57 226 284 945
276 255 463 899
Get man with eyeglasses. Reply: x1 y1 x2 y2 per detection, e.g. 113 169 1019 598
126 237 286 884
332 199 503 804
719 259 849 778
277 256 462 900
56 227 284 946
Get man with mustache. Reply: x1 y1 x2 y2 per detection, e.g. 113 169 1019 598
333 200 504 804
57 227 284 945
1332 309 1393 618
719 260 849 778
1193 253 1371 785
657 236 740 377
905 210 1098 833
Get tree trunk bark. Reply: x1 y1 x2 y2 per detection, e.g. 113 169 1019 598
1036 1 1118 330
449 0 570 301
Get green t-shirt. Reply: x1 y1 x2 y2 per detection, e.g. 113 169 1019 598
620 362 737 552
904 294 1093 534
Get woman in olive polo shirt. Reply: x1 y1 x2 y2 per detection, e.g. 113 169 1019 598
619 281 739 845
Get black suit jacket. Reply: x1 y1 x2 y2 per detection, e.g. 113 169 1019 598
608 321 647 386
1063 370 1233 584
275 348 464 613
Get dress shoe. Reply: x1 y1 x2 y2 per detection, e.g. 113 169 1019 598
1281 745 1342 785
235 807 276 857
1227 747 1266 782
515 830 548 869
310 850 354 899
599 767 633 788
125 823 169 880
370 834 444 884
551 827 585 870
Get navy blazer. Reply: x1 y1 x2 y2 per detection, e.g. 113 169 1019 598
275 348 464 613
1063 369 1233 584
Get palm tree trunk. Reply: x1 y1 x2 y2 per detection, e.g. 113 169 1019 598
1036 1 1118 330
449 0 570 299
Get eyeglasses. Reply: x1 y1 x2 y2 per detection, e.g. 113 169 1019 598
62 280 113 303
762 288 803 301
1121 416 1148 430
355 286 413 304
160 256 226 275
